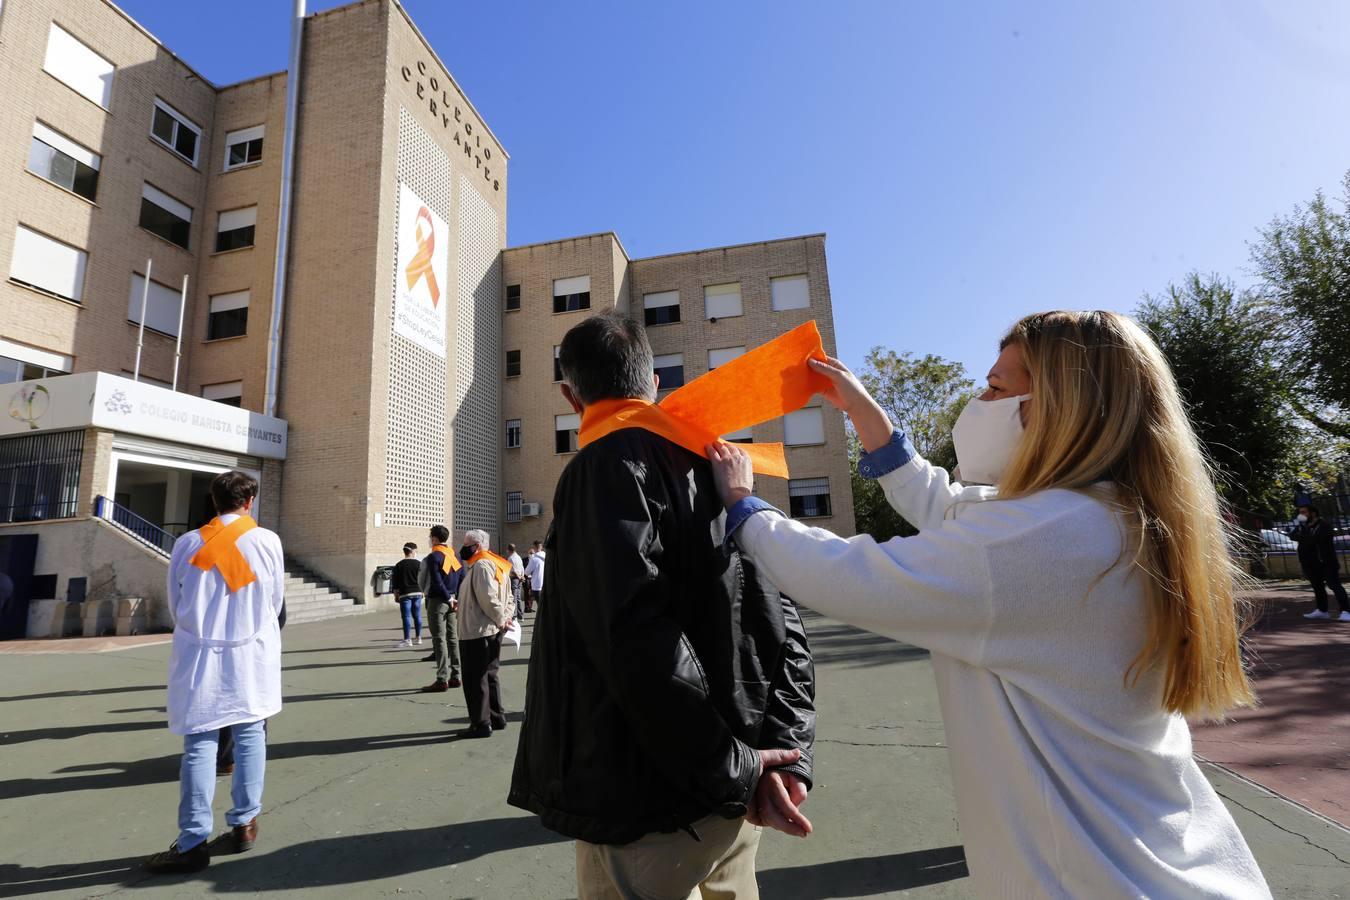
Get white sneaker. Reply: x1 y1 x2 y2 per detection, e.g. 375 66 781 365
397 638 412 647
414 637 422 645
1338 611 1350 622
1304 610 1330 620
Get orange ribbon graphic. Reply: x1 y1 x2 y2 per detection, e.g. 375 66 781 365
404 206 440 307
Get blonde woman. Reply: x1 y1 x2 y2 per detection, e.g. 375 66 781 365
707 311 1270 898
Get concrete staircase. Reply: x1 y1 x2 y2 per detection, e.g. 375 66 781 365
283 563 364 625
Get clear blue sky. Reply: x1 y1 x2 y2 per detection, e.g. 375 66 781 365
118 0 1350 382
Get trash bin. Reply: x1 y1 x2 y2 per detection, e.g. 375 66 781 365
373 565 394 596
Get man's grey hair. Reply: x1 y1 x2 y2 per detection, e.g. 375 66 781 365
464 528 490 549
558 311 656 405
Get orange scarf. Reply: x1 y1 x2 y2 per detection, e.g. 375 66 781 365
190 515 259 592
578 320 831 478
431 544 462 574
465 548 513 585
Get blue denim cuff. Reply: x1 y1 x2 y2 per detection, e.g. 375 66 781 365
856 429 916 480
723 495 781 554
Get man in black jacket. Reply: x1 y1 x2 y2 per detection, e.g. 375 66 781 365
509 312 816 899
1290 503 1349 621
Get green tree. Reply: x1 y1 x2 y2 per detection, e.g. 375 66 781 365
848 349 975 540
1250 172 1350 438
1136 273 1301 515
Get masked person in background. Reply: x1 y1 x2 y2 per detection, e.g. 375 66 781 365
707 311 1270 899
1288 503 1349 621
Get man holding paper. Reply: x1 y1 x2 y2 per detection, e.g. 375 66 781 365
509 312 819 898
455 528 514 739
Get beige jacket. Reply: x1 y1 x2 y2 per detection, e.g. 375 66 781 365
456 557 512 638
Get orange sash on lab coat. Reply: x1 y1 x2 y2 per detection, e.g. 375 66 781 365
190 516 259 592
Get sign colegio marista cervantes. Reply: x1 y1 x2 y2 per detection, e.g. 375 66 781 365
401 59 501 193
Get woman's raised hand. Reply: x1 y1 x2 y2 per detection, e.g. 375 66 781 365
707 442 755 510
809 357 894 453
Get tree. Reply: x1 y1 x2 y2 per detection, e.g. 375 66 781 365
849 349 975 540
1250 172 1350 438
1136 273 1302 516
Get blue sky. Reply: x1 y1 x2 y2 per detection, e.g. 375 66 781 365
119 0 1350 383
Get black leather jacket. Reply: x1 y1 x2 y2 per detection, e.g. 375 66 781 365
508 428 816 845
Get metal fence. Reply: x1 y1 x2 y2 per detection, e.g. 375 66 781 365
0 430 83 523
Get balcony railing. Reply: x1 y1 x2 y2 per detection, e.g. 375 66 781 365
95 495 175 557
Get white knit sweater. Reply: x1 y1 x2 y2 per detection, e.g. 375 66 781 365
735 454 1271 899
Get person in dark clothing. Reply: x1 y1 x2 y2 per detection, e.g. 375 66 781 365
391 542 425 647
420 525 463 691
1289 503 1349 621
509 312 816 899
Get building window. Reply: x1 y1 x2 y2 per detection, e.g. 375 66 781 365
784 407 825 446
708 346 745 370
9 225 87 303
553 346 563 383
150 98 201 166
505 418 521 449
0 429 84 524
216 206 257 252
771 274 811 311
139 184 192 250
723 427 753 443
505 349 521 378
202 381 243 407
553 275 591 313
224 125 264 171
28 122 100 201
704 282 743 319
127 273 183 337
505 284 521 311
43 23 114 109
208 290 249 340
555 413 580 454
505 491 523 523
789 477 832 518
653 353 685 390
643 290 680 327
0 338 72 384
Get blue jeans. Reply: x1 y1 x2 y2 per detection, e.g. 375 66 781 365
177 719 266 850
398 594 423 640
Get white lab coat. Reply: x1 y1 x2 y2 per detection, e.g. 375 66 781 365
524 550 546 592
165 514 286 736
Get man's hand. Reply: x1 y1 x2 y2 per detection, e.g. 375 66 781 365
752 748 812 838
707 442 754 509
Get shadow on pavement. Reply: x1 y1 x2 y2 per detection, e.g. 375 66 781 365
0 815 567 895
801 610 930 670
0 720 162 745
0 684 164 704
757 845 968 898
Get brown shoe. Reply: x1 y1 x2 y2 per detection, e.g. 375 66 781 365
446 677 462 688
207 817 257 855
145 840 209 873
421 680 448 693
217 763 234 776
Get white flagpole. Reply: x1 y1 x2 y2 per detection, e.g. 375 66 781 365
133 257 152 381
172 274 188 391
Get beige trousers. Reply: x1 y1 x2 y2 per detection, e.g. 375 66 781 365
576 815 762 900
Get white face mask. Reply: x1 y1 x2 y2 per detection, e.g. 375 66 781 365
1296 513 1308 524
951 394 1030 485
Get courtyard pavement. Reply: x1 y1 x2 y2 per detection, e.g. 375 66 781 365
1 608 1347 899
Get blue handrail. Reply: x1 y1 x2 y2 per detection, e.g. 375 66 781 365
95 495 176 557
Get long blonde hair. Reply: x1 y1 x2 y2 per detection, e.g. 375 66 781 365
997 311 1254 721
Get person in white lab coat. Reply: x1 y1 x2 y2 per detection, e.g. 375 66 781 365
145 470 286 874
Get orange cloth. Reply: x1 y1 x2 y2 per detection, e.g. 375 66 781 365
465 548 514 584
190 515 259 593
431 544 462 574
578 320 831 478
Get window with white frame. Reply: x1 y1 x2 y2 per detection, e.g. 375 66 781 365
789 477 832 518
708 346 745 370
505 418 522 449
704 282 742 319
9 225 87 303
783 407 825 446
216 206 256 252
770 274 811 311
127 272 183 337
139 183 192 249
653 353 685 390
553 275 590 313
28 122 100 201
224 125 264 171
207 290 249 340
643 290 680 327
202 381 243 407
0 338 72 384
555 413 580 454
505 491 523 523
150 98 201 166
43 23 114 108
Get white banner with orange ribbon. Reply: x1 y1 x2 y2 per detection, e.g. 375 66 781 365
394 182 449 359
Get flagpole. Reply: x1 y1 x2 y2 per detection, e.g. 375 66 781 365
133 257 152 381
172 274 188 391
